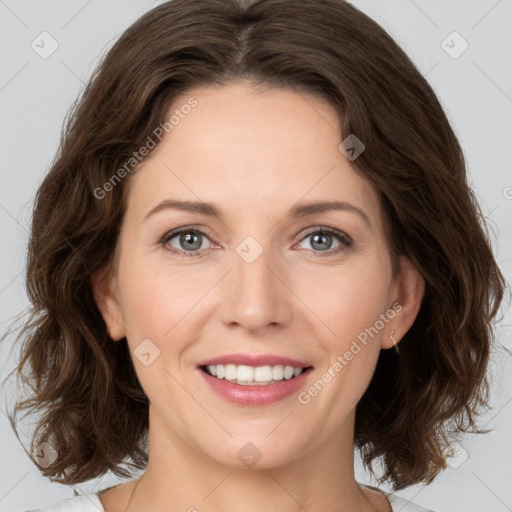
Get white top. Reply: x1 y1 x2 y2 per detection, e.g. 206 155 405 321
26 491 436 512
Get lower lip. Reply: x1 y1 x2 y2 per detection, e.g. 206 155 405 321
198 367 312 406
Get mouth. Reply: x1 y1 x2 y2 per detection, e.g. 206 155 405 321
198 363 314 406
199 363 313 386
196 354 314 405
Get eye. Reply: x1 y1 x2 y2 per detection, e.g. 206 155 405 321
160 226 353 258
160 227 212 257
295 227 353 256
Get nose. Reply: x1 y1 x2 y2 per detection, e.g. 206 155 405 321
218 240 293 335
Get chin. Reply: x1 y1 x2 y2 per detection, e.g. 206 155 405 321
200 433 307 471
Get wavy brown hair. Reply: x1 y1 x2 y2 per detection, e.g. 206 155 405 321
3 0 506 491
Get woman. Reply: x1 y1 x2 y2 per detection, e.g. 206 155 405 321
5 0 505 511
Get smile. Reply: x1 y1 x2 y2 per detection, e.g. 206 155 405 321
198 364 313 406
201 363 307 385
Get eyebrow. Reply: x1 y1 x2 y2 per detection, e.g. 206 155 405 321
143 199 371 227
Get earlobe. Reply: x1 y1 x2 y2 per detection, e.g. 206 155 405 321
382 255 425 349
91 266 126 341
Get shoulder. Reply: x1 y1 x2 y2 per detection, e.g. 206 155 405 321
24 489 437 512
387 492 437 512
360 483 437 512
25 494 104 512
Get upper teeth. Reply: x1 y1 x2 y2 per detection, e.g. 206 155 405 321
206 364 303 383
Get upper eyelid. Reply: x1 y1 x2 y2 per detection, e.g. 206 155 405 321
160 225 214 242
300 225 352 240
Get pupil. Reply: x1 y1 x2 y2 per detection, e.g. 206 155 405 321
181 232 201 250
311 233 331 251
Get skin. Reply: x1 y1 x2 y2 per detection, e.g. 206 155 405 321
93 79 425 512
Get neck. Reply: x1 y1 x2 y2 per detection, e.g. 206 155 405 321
120 406 381 512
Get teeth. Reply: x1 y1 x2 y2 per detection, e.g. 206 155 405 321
272 365 284 380
237 365 254 381
205 364 305 384
283 365 294 379
225 364 237 380
254 365 272 381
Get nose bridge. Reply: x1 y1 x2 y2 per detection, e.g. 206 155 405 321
219 234 291 331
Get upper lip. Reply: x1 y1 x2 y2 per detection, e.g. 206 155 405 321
198 353 312 368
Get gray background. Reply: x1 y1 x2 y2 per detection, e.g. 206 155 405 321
1 1 511 511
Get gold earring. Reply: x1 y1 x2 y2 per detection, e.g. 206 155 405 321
390 331 400 354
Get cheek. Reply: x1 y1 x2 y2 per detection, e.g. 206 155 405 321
304 260 390 396
115 254 210 408
304 258 391 344
117 250 212 352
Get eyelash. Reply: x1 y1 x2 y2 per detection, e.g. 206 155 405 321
160 226 353 258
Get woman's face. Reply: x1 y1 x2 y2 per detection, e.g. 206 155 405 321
96 79 422 469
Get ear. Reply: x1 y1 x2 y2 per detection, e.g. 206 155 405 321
91 266 126 341
381 255 425 349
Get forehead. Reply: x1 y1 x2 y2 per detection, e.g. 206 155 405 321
126 80 382 229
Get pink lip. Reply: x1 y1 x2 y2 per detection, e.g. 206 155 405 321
198 366 313 406
198 353 311 368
